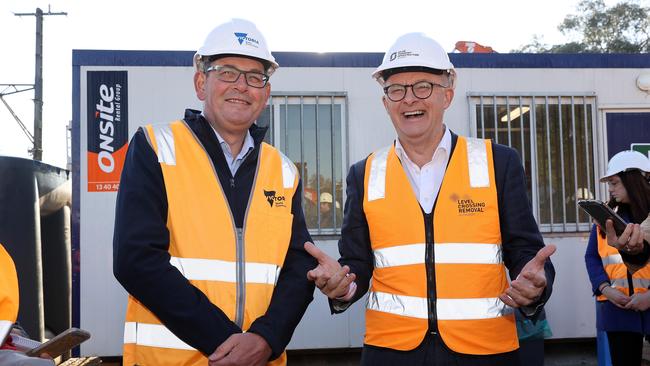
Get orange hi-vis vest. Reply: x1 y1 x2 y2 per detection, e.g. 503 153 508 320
596 227 650 301
363 136 518 355
122 121 298 366
1 243 19 333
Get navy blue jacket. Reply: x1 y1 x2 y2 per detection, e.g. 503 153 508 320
334 132 555 362
113 109 316 359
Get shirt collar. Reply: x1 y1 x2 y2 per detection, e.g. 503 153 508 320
394 125 451 166
210 125 254 160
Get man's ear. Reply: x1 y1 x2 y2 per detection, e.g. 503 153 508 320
381 95 389 112
261 82 271 103
194 71 206 101
443 88 455 110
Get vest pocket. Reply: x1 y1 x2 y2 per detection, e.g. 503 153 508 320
245 212 294 269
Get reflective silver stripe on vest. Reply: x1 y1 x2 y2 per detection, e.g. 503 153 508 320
374 244 425 268
123 322 136 344
465 137 489 188
601 254 623 267
0 320 12 334
278 151 297 189
151 124 176 166
170 257 281 285
367 146 391 201
123 322 195 350
373 243 502 268
367 291 512 320
611 278 650 289
436 297 513 320
368 291 428 319
435 243 502 264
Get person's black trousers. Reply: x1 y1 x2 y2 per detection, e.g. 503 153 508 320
607 331 643 366
360 334 521 366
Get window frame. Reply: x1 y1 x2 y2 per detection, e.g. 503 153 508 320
264 91 349 235
468 92 599 233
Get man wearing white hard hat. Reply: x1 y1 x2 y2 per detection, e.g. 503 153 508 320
113 19 316 366
305 33 556 365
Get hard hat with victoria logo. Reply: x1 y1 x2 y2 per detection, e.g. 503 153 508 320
600 150 650 182
372 32 454 82
194 18 279 74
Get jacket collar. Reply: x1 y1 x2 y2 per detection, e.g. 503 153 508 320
183 108 269 147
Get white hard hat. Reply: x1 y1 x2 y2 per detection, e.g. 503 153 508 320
600 150 650 182
320 192 333 203
372 32 454 81
195 18 278 73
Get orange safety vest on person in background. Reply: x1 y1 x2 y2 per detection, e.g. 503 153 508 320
0 243 19 332
122 121 298 366
596 228 650 301
363 137 518 355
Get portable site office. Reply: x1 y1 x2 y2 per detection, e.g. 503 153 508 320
73 50 650 356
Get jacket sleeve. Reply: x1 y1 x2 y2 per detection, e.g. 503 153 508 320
248 179 317 360
329 159 374 313
112 128 240 356
494 146 555 315
585 224 611 295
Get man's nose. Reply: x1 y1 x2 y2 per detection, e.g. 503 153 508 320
233 73 249 90
402 86 418 103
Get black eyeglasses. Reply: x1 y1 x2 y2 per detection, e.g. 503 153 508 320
205 65 269 88
383 81 448 102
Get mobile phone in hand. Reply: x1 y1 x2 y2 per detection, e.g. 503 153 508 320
578 199 627 236
24 328 90 358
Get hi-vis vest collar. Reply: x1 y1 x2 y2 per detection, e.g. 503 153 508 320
367 137 491 202
596 228 650 301
122 121 296 366
362 136 518 355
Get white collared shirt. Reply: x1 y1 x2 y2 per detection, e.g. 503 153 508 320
210 126 255 176
394 126 451 214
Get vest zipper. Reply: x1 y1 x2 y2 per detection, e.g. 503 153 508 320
183 120 260 330
235 227 245 327
423 211 438 336
234 148 262 329
627 271 635 296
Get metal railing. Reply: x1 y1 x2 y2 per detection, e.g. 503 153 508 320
469 93 598 233
257 92 348 235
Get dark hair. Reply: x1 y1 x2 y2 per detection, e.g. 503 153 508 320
606 170 650 224
381 66 444 82
202 54 272 74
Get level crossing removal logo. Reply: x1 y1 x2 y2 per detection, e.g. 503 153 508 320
457 198 486 215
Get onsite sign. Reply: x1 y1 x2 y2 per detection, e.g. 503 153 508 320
86 71 128 192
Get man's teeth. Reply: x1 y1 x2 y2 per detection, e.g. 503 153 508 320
404 111 424 117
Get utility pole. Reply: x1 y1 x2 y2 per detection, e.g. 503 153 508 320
14 6 66 161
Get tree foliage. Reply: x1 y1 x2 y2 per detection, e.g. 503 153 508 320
515 0 650 53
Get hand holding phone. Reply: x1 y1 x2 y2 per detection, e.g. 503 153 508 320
577 199 627 235
24 328 90 359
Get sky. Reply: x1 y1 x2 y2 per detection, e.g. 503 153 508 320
0 0 633 169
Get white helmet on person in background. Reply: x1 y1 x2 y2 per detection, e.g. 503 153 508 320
372 32 455 85
319 192 340 208
320 192 333 204
194 18 279 75
600 150 650 182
